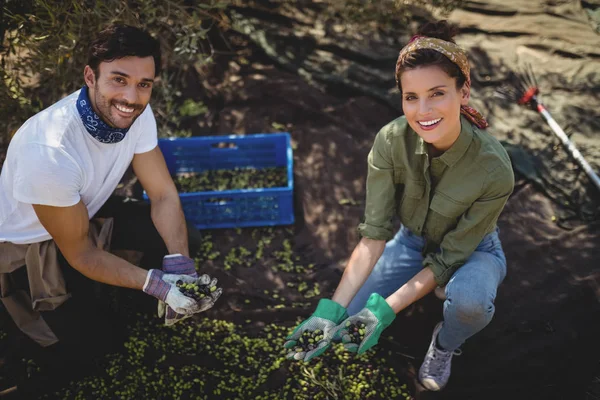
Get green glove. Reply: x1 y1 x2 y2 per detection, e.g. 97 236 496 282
336 293 396 355
284 299 348 362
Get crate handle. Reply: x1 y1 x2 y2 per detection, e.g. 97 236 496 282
204 198 233 205
210 142 238 150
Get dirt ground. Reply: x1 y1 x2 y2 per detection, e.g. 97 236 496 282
203 2 600 397
1 0 600 399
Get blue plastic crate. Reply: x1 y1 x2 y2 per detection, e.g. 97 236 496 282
146 133 294 229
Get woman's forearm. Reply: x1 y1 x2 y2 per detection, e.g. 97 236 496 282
385 266 437 313
150 193 189 257
331 238 386 307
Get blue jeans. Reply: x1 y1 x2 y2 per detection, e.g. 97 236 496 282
347 225 507 351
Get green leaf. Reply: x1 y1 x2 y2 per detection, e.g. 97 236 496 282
178 99 207 117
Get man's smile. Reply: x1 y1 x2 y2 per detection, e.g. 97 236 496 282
114 103 136 115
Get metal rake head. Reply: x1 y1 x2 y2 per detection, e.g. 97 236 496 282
495 63 541 109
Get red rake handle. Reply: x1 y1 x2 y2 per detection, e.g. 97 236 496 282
537 104 600 192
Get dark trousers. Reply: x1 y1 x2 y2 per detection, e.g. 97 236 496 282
2 196 201 393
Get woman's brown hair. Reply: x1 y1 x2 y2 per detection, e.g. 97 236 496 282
395 20 465 92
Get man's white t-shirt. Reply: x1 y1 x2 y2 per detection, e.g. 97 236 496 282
0 89 158 244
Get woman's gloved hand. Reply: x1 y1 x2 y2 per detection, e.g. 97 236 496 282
284 299 348 362
335 293 396 355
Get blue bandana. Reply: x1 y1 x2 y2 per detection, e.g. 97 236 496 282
76 85 130 144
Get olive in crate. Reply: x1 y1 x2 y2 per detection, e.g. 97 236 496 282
176 280 217 302
286 329 325 361
342 320 367 344
175 167 288 193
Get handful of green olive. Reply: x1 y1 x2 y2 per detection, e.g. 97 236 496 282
287 329 325 360
342 320 367 344
176 280 216 303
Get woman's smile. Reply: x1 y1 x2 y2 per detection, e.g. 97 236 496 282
417 117 443 130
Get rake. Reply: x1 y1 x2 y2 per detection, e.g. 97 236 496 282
496 64 600 192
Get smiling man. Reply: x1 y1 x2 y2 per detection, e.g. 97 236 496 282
0 25 222 352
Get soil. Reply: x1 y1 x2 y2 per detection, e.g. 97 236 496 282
1 0 600 399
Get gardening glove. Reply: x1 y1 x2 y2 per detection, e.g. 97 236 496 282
161 274 223 326
284 298 348 362
158 254 198 325
142 269 200 315
158 255 223 326
335 293 396 355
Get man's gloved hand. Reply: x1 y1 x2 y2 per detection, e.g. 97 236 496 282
157 254 223 326
335 293 396 355
143 269 200 315
284 299 348 362
157 254 198 325
163 254 199 278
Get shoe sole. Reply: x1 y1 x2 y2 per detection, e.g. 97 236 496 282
420 377 443 391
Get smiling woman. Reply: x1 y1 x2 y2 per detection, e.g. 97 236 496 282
284 20 515 394
342 21 513 391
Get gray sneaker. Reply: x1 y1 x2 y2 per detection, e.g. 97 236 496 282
419 322 461 391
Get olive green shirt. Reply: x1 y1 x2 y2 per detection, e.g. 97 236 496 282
358 115 514 286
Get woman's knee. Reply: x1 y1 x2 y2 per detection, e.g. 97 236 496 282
446 292 495 324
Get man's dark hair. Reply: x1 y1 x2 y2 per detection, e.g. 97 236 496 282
87 24 161 77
